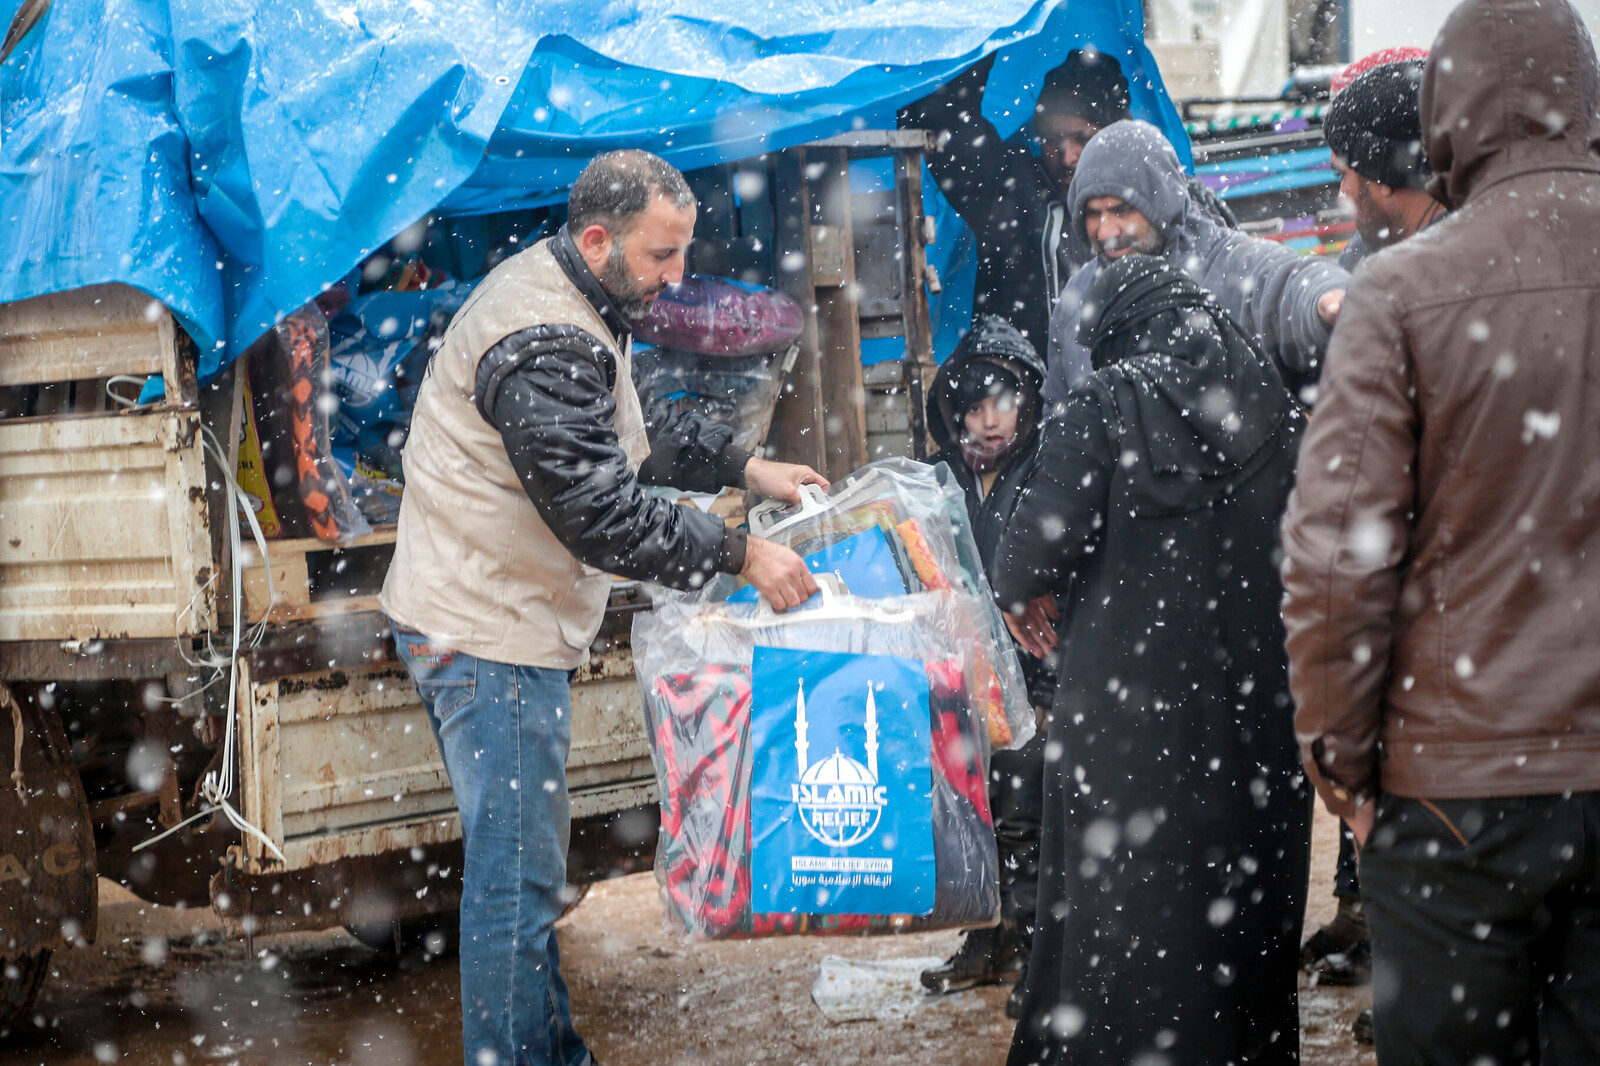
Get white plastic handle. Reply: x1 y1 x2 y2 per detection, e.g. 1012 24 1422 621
717 572 916 630
749 481 833 538
748 570 844 619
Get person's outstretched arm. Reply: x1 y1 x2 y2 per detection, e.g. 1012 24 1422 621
1218 231 1349 384
1281 271 1417 823
899 54 1048 246
991 386 1114 615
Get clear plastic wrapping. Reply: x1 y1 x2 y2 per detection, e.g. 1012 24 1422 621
632 275 804 356
245 305 372 542
633 583 1001 940
632 347 788 456
731 457 1035 752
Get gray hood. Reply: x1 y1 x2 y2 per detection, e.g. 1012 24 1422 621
1065 120 1202 269
1045 120 1346 408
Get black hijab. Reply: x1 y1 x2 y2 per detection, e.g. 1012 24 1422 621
1076 254 1296 505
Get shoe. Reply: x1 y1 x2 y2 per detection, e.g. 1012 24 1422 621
1353 1007 1374 1046
1310 937 1372 987
1004 958 1029 1020
1301 896 1369 968
919 923 1023 994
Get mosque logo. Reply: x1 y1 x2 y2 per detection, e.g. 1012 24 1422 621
789 679 889 848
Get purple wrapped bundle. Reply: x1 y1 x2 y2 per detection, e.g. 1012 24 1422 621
635 275 803 356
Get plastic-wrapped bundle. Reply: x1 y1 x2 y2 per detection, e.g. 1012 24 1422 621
246 305 373 542
633 275 804 356
632 347 788 457
324 283 471 446
634 582 1000 940
723 457 1034 752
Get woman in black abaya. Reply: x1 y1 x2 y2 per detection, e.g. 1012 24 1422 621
995 255 1312 1066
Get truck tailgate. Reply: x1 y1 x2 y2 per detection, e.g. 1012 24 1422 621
0 284 214 641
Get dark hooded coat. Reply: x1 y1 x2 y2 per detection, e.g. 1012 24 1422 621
1043 121 1347 406
926 314 1056 711
926 314 1055 938
995 256 1312 1066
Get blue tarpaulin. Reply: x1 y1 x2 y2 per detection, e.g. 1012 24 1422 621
0 0 1187 378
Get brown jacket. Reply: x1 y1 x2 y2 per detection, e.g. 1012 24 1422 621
1281 0 1600 819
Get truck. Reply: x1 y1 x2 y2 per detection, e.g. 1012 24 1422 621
0 130 943 1030
0 278 666 1020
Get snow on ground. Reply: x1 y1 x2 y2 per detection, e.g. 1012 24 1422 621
14 809 1372 1066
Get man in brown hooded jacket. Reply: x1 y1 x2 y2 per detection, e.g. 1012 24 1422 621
1281 0 1600 1060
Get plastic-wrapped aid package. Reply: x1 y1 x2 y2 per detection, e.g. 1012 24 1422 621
718 457 1035 752
632 275 804 357
633 585 1001 940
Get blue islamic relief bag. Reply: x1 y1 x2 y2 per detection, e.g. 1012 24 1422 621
748 646 935 916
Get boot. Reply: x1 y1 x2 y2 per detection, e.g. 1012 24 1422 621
1302 896 1371 986
1311 937 1372 986
919 923 1023 994
1004 954 1029 1019
1353 1007 1374 1046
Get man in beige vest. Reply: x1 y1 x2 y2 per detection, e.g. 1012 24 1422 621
381 150 822 1066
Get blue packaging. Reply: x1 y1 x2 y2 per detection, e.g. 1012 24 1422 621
748 646 934 916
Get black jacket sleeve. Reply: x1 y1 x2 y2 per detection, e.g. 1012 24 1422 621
989 387 1115 614
475 326 747 587
898 54 1050 249
637 397 752 492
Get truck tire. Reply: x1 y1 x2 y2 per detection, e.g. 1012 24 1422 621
0 949 49 1038
0 683 96 1037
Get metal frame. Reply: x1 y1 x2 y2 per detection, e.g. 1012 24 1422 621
768 130 938 482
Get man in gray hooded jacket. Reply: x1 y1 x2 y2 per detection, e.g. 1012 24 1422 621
1043 121 1348 405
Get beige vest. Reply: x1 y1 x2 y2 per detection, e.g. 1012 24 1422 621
380 238 650 668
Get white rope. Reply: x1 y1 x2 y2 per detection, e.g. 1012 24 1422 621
135 421 284 863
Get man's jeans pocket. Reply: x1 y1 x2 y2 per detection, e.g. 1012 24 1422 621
418 673 477 724
391 623 479 726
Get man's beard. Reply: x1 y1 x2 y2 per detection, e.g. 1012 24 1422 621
1094 228 1165 264
1047 165 1074 201
1354 187 1406 251
598 241 661 322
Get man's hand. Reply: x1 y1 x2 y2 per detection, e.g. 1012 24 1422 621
742 536 818 612
1003 595 1060 659
745 457 829 504
1346 797 1376 848
1317 288 1346 325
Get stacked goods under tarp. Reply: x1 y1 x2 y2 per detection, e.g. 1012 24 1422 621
235 267 799 539
632 458 1034 939
322 275 473 527
238 304 373 542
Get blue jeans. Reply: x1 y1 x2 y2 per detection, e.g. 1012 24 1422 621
391 623 590 1066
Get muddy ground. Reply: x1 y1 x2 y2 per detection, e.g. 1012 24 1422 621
7 808 1373 1066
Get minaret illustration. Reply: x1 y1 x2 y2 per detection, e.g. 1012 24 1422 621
864 683 879 781
792 679 880 780
795 678 810 778
792 678 889 847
